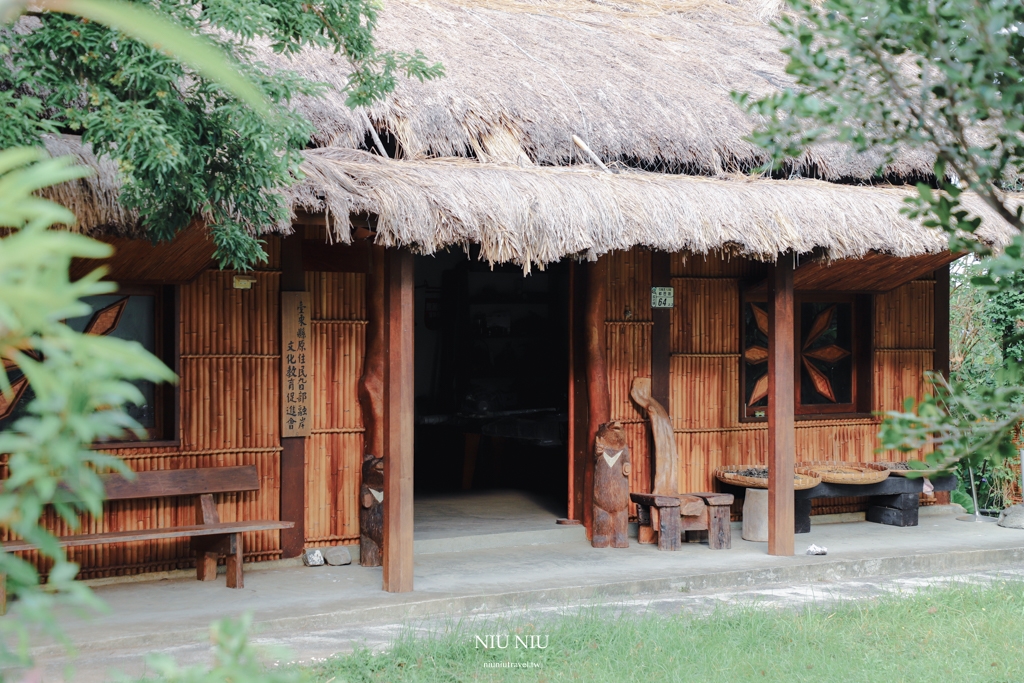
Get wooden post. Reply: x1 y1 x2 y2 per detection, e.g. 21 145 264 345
383 248 414 592
280 228 306 558
651 252 671 411
359 244 386 566
767 251 795 557
568 261 589 522
584 257 611 539
934 264 950 380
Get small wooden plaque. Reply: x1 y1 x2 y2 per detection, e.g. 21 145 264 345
281 291 312 437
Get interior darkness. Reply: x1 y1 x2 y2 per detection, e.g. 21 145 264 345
414 249 570 501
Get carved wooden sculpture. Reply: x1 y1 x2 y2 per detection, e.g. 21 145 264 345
359 453 385 566
629 377 678 497
592 421 630 548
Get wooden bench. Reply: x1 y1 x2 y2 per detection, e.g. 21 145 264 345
793 473 958 532
1 466 293 614
631 492 734 551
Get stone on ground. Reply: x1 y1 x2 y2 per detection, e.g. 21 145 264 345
323 546 353 566
997 504 1024 529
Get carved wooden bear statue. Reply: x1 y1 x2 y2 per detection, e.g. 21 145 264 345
359 453 385 567
592 421 631 548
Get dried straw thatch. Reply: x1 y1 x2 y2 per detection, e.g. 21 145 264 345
31 0 1021 266
257 0 934 180
294 148 1015 268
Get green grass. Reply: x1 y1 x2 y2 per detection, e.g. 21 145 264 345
308 582 1024 683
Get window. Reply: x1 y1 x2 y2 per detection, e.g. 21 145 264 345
0 286 179 442
741 293 871 420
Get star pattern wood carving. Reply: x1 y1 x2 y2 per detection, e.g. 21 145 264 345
744 303 851 406
0 298 128 421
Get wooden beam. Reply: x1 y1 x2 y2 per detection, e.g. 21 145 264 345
70 219 214 284
767 251 796 556
584 257 611 540
383 248 414 592
747 251 961 295
934 264 950 380
302 239 371 273
279 228 306 558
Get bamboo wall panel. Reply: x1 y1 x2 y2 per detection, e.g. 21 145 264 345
607 248 652 322
604 248 653 514
20 250 370 579
606 322 651 424
670 278 739 354
667 261 938 495
875 281 934 350
670 355 740 430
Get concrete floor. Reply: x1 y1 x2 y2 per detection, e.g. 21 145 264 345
15 500 1024 681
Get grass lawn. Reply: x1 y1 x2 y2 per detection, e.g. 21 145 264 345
308 582 1024 683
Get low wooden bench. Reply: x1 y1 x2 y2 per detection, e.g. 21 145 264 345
631 492 734 551
1 466 293 614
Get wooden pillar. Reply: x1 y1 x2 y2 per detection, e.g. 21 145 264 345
584 257 611 539
934 264 950 380
358 244 386 566
767 251 795 557
568 261 589 521
383 248 414 592
280 228 306 558
650 251 672 495
651 251 672 411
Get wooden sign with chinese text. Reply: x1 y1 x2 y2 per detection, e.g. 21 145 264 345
281 291 311 437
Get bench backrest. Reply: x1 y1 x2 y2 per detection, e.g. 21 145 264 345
101 466 259 501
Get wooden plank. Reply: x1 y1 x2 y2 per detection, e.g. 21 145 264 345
302 240 371 273
584 257 611 539
768 252 796 556
225 534 243 588
281 291 312 437
94 467 259 501
934 265 950 379
748 251 960 294
383 248 414 593
280 230 307 559
3 520 294 552
69 219 214 284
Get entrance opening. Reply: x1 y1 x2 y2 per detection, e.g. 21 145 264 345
414 249 570 539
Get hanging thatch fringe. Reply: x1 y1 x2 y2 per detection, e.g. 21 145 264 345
293 148 1015 268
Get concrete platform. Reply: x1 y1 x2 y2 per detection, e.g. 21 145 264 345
17 504 1024 681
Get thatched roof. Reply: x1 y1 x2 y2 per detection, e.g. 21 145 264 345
293 148 1015 268
40 135 1015 268
31 0 1021 267
258 0 936 180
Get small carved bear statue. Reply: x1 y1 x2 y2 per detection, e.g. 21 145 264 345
592 421 631 548
359 453 385 567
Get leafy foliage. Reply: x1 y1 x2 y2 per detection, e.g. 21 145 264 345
0 0 443 270
0 148 175 668
738 0 1024 475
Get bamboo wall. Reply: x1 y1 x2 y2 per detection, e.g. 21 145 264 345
603 248 937 514
11 237 367 579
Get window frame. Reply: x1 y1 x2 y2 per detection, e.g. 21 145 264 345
90 284 180 447
739 289 873 422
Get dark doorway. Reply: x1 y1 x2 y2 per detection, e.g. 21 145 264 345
414 249 570 505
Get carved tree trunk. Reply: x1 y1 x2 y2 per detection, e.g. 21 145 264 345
630 377 678 497
592 421 630 548
584 257 611 538
358 244 386 566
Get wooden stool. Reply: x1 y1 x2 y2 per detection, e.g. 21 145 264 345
631 492 734 550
